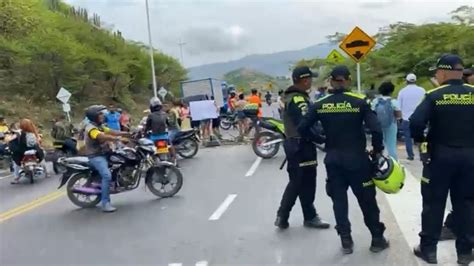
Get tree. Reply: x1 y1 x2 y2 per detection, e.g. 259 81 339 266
450 5 474 25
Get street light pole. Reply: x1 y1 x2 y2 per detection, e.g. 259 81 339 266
145 0 158 98
178 38 186 65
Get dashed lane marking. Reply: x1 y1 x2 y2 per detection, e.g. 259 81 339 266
245 157 262 177
209 194 237 221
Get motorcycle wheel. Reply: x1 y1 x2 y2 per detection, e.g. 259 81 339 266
252 131 281 159
177 139 199 159
66 173 101 208
220 118 232 130
146 165 183 198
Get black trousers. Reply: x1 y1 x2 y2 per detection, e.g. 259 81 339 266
277 139 317 221
419 146 474 255
325 161 385 237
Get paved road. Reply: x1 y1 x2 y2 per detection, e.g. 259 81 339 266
0 144 459 265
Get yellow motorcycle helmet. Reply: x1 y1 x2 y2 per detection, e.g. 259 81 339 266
372 155 405 194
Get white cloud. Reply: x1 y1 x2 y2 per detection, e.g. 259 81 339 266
64 0 473 67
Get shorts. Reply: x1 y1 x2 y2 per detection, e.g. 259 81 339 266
212 117 220 129
201 119 211 127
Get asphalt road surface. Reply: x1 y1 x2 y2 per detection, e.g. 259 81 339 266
0 143 460 265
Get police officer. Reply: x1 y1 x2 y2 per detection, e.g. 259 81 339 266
274 66 330 230
440 65 474 241
298 65 388 254
410 54 474 265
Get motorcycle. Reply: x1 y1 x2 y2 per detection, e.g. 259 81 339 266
52 137 78 174
219 113 238 130
58 138 183 209
19 149 47 184
252 118 326 159
252 118 285 159
172 129 199 159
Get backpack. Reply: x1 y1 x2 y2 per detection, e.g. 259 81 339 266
375 98 394 128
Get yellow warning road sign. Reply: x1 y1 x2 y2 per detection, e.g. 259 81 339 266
326 49 345 64
339 26 376 62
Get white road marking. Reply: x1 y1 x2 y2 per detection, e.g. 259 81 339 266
209 194 237 221
245 157 262 177
195 261 209 266
168 263 182 266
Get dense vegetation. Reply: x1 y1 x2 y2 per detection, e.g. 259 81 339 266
297 6 474 94
224 68 291 94
0 0 186 124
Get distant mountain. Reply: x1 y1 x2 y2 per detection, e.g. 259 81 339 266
224 68 291 92
188 43 335 79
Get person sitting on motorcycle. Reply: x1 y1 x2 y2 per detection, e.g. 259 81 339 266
51 115 77 155
10 119 46 184
83 105 130 212
145 97 179 166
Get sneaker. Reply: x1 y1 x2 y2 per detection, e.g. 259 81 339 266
439 226 456 240
101 202 117 213
370 237 390 253
340 235 354 254
457 253 473 265
407 156 414 161
303 216 330 229
274 216 289 229
413 245 437 264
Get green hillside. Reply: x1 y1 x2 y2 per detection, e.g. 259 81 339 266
224 68 291 93
0 0 186 127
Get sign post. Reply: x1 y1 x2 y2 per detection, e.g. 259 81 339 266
339 26 376 93
56 87 72 122
158 86 168 101
326 49 345 64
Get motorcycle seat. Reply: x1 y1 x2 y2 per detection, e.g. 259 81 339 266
63 156 90 166
175 130 195 138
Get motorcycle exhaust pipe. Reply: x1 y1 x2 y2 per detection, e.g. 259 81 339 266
260 138 284 147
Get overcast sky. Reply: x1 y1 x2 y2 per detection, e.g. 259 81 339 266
65 0 472 67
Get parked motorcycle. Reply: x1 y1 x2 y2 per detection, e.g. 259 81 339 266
252 118 285 159
219 113 238 130
252 118 326 159
58 138 183 208
173 129 199 159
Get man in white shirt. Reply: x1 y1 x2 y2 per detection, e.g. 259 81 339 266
397 73 425 160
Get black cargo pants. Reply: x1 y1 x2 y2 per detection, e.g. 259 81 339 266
277 138 318 221
419 145 474 255
325 153 385 237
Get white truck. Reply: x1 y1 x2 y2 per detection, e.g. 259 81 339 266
180 78 225 107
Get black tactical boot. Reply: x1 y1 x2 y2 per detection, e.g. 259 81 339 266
370 236 390 253
413 245 437 264
340 235 354 254
457 253 473 265
303 215 330 229
274 216 289 229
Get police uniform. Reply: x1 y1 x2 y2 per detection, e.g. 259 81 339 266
410 55 474 262
275 67 328 228
298 66 387 251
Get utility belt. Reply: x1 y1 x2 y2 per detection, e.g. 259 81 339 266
419 142 474 165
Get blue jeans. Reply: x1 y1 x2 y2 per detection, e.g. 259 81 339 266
401 120 414 159
382 123 398 161
89 156 112 205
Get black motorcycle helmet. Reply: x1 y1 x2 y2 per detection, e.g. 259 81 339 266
149 97 163 112
85 105 107 124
